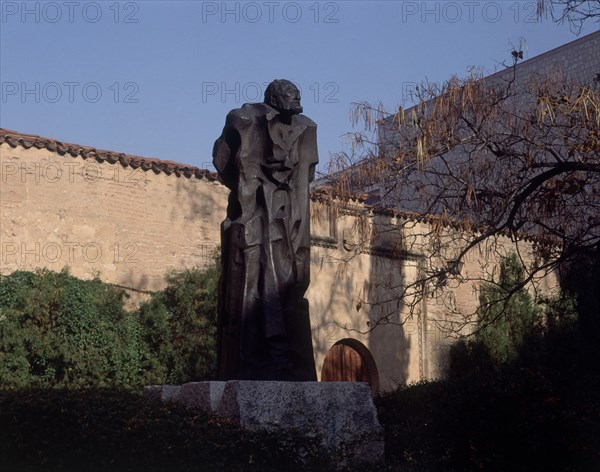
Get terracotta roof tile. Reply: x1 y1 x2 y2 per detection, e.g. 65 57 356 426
0 128 219 182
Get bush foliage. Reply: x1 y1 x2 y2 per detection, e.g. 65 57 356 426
475 253 542 364
137 265 219 384
376 252 600 471
377 322 600 471
0 265 219 390
0 388 333 472
0 265 337 470
0 269 139 388
1 254 598 470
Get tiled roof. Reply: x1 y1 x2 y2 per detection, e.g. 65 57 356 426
0 128 219 181
310 186 367 204
311 186 556 246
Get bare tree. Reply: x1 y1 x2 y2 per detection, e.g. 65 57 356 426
537 0 600 34
327 59 599 334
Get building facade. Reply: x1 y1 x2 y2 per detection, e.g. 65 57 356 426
5 24 592 394
0 129 558 391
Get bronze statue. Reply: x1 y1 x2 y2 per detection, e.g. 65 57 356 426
213 79 318 381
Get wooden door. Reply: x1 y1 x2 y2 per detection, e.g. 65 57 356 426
321 343 370 383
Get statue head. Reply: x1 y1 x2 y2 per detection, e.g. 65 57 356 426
264 79 303 116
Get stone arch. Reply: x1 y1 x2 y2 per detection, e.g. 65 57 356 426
320 339 380 395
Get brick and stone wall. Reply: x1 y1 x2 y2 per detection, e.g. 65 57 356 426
0 130 558 390
0 137 227 300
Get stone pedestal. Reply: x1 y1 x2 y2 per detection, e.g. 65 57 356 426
144 381 383 465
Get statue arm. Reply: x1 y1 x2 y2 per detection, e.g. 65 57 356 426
304 124 319 182
213 119 242 188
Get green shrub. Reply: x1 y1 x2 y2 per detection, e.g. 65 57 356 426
138 265 219 384
0 388 333 472
475 253 542 364
0 269 144 389
374 253 600 471
377 324 600 471
0 263 219 389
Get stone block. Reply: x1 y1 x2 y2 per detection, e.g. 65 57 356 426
143 384 181 403
162 385 181 402
179 381 226 411
145 380 384 465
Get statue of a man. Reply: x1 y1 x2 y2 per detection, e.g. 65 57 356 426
213 79 318 381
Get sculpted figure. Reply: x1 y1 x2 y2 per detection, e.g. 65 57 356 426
213 79 318 381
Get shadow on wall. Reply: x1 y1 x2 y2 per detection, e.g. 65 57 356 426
310 243 357 377
311 209 411 392
171 173 226 224
367 213 411 390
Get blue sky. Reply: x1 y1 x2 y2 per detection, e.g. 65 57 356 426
1 1 596 175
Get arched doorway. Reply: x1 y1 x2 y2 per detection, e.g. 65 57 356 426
320 339 380 395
